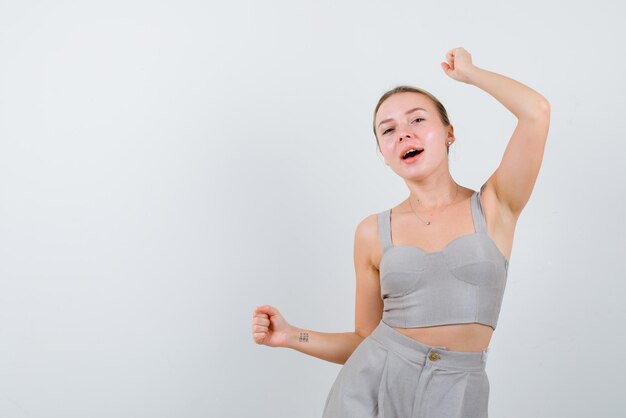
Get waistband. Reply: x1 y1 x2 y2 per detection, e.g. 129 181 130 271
369 320 488 372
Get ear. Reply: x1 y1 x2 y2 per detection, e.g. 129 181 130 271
446 124 455 146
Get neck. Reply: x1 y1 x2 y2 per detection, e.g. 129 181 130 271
404 173 459 210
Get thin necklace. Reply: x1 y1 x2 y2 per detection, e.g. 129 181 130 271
407 184 459 226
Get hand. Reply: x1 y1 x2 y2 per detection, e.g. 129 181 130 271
441 47 477 83
252 304 293 348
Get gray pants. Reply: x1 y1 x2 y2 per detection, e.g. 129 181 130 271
322 320 490 418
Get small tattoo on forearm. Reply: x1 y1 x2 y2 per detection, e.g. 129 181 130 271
299 332 309 343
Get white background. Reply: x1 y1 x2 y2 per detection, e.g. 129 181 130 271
1 0 624 417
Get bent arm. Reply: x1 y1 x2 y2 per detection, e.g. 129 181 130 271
282 215 382 365
466 66 551 215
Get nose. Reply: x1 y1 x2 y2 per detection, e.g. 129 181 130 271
398 131 413 141
396 123 413 141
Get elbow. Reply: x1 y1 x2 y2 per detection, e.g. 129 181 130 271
339 333 367 365
521 99 550 122
538 99 551 116
355 331 369 340
533 98 551 119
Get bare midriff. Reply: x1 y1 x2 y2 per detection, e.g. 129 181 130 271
392 323 493 352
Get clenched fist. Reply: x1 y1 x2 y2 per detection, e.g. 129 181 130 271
252 305 293 348
441 47 477 84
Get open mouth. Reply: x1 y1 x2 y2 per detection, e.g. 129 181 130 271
402 149 424 161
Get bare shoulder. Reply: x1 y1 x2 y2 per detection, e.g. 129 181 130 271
354 213 382 271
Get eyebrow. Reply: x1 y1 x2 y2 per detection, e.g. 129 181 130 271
377 107 428 128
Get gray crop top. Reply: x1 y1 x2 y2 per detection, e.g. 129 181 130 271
377 188 509 330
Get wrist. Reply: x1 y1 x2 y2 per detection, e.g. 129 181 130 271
283 325 305 349
463 65 485 85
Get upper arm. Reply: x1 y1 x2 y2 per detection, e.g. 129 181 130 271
490 100 551 217
353 214 383 339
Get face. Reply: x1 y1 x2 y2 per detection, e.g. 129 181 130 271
374 92 454 180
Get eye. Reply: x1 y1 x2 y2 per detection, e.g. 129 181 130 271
411 117 424 123
382 127 394 135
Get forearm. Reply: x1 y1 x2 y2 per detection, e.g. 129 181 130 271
465 66 550 120
282 326 365 365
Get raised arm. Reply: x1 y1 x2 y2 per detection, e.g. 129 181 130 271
442 47 551 217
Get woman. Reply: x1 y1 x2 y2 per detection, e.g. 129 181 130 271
251 47 550 417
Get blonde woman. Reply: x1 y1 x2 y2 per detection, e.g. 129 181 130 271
252 47 550 417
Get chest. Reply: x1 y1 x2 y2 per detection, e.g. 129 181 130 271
379 232 508 297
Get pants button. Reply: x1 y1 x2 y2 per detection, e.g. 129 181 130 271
428 351 441 361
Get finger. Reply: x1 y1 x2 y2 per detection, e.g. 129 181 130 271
253 324 268 333
446 53 455 69
254 306 268 315
255 305 280 316
252 323 267 333
253 317 270 326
